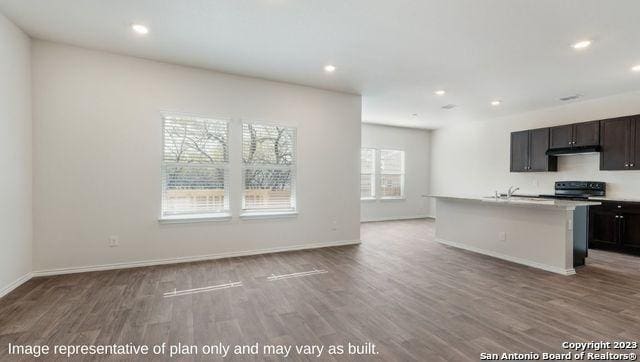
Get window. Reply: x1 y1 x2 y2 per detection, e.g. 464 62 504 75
380 149 405 198
242 123 296 213
360 148 376 199
161 115 229 218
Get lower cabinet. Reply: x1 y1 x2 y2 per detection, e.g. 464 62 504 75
621 212 640 253
589 201 640 255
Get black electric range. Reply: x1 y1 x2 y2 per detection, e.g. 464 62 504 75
538 181 606 200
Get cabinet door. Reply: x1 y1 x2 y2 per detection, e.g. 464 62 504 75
510 131 529 172
549 125 573 149
573 120 600 147
529 128 556 172
600 118 630 170
620 212 640 253
631 117 640 170
588 208 619 250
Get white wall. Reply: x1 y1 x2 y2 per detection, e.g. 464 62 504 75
361 123 431 221
32 41 361 273
0 13 32 296
430 91 640 210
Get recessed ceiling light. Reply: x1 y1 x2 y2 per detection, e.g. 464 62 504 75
324 65 336 73
434 90 446 96
572 40 591 49
131 24 149 35
632 64 640 72
491 100 501 106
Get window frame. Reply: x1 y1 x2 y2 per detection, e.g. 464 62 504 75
360 147 406 202
360 148 377 201
158 114 300 223
159 112 232 222
379 148 405 200
240 121 298 216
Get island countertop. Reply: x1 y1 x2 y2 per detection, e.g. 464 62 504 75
429 194 601 210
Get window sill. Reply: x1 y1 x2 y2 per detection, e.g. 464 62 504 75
380 197 406 201
240 211 298 220
158 213 232 224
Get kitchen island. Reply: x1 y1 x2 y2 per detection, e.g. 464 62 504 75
431 195 600 275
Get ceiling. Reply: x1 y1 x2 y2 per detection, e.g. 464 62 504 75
1 0 639 129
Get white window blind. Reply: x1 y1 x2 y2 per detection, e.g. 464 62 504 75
161 115 229 217
380 149 405 198
361 148 376 199
242 123 296 212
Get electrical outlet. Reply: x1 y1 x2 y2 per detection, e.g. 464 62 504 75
498 232 507 241
108 235 119 247
331 219 338 231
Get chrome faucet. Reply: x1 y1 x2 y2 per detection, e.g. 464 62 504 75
507 186 520 198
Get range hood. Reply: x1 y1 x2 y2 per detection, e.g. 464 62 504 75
546 145 601 156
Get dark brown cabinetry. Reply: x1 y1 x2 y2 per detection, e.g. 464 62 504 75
549 121 600 149
510 113 640 173
589 208 619 248
549 125 572 149
510 128 557 172
600 116 639 170
589 201 640 255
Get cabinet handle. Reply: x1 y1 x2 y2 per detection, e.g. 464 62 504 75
618 205 622 208
631 163 635 167
625 163 629 167
621 216 625 219
615 215 620 218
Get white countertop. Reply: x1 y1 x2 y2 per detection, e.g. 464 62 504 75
497 194 640 203
588 197 640 203
429 194 601 209
488 193 640 203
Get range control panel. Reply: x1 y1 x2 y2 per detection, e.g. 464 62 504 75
554 181 606 197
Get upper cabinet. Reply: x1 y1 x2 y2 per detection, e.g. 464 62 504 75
510 113 640 173
549 124 573 149
510 130 529 172
574 121 601 147
601 116 639 171
510 128 557 172
549 120 600 149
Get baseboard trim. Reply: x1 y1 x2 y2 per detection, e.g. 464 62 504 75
0 272 33 299
435 237 575 276
32 239 361 277
361 215 433 223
